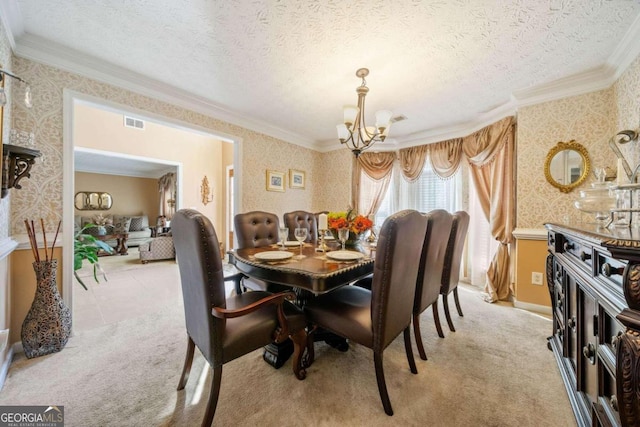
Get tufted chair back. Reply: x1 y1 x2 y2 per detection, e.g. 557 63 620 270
234 211 280 249
283 210 318 243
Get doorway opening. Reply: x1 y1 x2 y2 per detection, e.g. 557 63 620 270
63 91 242 332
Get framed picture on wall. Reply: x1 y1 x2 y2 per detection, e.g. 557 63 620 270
266 170 285 192
289 169 305 189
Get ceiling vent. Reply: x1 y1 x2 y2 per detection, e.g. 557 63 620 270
124 116 145 130
390 115 407 123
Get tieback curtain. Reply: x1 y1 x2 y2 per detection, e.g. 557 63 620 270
353 116 515 302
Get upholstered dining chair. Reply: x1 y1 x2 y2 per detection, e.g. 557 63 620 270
304 210 428 416
283 210 318 244
233 211 284 292
172 209 308 426
439 210 470 333
412 209 453 359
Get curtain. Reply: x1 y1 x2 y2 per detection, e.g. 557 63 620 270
398 145 429 182
158 172 176 220
353 152 395 214
428 138 464 179
462 116 515 302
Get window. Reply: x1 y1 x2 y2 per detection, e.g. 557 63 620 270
367 161 462 226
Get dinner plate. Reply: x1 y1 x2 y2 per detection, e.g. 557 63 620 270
284 241 301 247
326 250 365 261
254 251 294 261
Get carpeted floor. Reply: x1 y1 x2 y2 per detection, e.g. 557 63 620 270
0 279 575 426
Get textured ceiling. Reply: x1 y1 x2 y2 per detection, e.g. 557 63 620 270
5 0 640 150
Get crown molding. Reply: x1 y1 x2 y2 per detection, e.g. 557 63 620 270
0 0 23 51
608 13 640 80
512 65 617 107
13 33 317 151
2 3 640 153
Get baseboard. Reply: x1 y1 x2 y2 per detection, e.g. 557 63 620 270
513 299 552 316
0 344 14 392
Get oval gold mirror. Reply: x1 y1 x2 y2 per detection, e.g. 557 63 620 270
544 140 591 193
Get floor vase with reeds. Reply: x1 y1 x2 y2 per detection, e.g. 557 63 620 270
21 260 72 359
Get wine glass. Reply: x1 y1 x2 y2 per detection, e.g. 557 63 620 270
338 228 349 251
278 227 288 250
294 227 308 258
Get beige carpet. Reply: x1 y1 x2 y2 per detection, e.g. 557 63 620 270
0 283 575 426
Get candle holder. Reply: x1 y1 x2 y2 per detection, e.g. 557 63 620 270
317 229 330 252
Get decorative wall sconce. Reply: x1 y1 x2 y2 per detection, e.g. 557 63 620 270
201 176 213 205
2 144 41 198
0 68 32 109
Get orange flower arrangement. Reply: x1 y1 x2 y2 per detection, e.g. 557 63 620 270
327 209 373 234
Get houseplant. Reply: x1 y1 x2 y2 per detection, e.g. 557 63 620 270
74 223 114 290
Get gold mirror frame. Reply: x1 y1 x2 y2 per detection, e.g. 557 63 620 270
544 140 591 193
74 191 113 210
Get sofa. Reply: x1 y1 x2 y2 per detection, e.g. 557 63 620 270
74 214 152 248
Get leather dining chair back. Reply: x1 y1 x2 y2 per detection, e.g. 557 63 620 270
304 209 428 416
440 210 470 333
283 210 318 243
234 211 280 248
233 211 283 292
172 209 307 426
412 209 453 360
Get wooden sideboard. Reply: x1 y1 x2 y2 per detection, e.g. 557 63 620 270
546 223 640 427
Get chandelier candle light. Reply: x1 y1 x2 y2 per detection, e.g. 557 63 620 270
337 68 392 158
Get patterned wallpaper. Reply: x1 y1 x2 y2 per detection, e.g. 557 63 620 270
312 149 353 213
517 53 640 229
517 89 617 228
614 54 640 168
9 57 353 234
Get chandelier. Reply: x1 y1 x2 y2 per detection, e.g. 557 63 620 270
336 68 392 158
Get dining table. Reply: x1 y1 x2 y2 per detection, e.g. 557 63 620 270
229 240 376 367
230 242 375 295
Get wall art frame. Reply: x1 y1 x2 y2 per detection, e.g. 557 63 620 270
266 170 285 192
289 169 305 189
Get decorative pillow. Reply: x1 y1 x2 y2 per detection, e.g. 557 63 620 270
129 216 144 232
112 216 132 234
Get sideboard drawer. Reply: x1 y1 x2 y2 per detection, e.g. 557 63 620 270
562 236 593 273
596 251 626 287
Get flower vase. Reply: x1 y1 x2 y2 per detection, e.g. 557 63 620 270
96 225 107 236
346 231 364 247
331 230 363 247
21 260 72 359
